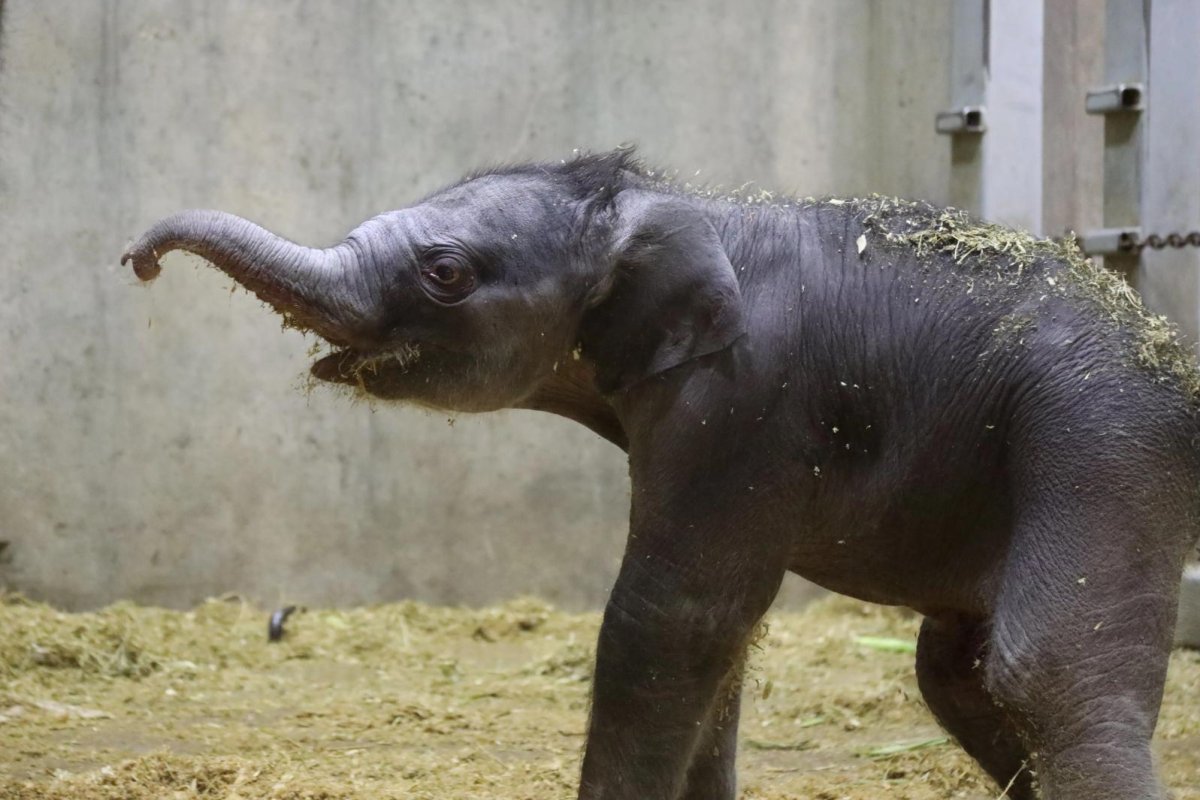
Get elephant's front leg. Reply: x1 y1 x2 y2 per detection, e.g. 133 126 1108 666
578 545 781 800
680 673 743 799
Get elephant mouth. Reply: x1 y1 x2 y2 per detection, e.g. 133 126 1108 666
310 343 422 385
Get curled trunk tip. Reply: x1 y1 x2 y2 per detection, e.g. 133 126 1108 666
121 243 163 282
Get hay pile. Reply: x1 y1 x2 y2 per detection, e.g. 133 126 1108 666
1 593 1197 799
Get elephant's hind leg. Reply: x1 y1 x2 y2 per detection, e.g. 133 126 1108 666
916 615 1035 798
972 391 1200 799
984 576 1173 799
981 492 1188 796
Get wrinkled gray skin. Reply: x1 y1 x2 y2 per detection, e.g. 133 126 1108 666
124 151 1200 799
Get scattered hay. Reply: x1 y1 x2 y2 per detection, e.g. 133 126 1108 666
860 736 949 760
0 598 160 679
1 594 1197 799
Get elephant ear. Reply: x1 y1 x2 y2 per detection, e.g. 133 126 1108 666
580 191 746 393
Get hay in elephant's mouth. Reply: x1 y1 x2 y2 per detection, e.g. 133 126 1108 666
309 342 422 386
1 593 1198 799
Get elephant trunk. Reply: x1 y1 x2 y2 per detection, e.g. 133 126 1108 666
122 209 372 346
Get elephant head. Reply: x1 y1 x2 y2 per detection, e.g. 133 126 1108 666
122 151 746 445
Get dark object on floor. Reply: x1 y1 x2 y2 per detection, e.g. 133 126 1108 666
268 606 297 643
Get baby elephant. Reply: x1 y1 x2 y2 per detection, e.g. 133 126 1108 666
124 150 1200 799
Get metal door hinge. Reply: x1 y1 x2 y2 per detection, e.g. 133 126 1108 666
935 106 987 135
1085 82 1145 114
1077 227 1142 255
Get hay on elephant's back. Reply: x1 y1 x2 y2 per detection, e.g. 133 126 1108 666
847 196 1200 400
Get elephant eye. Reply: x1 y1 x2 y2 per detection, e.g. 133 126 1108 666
420 255 476 301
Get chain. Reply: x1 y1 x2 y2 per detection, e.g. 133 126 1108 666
1123 231 1200 253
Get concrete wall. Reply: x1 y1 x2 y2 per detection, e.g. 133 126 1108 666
0 0 951 611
